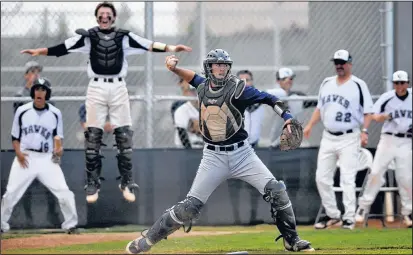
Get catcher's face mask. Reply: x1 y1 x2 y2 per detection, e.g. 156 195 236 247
97 7 115 30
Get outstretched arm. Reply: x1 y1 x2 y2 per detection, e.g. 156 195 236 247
149 42 192 53
125 32 192 56
21 35 90 57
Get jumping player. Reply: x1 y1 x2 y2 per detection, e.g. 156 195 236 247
20 2 192 204
304 49 374 230
125 50 314 253
355 70 412 228
1 78 78 234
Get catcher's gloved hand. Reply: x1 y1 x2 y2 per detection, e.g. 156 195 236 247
279 118 303 151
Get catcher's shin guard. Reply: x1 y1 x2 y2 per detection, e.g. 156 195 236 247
126 197 204 254
84 127 104 203
264 180 314 252
114 126 139 202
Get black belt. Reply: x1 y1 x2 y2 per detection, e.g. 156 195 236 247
385 132 412 138
93 77 123 83
327 129 353 136
27 148 46 153
207 141 245 152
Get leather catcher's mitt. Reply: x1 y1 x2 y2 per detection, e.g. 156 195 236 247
279 118 303 151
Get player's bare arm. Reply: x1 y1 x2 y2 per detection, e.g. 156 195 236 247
360 114 372 146
372 113 391 122
12 140 28 168
303 107 321 139
149 43 192 53
165 55 197 83
20 48 48 56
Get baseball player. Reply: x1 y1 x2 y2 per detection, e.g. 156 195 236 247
173 87 204 149
171 78 193 124
1 78 78 234
13 61 43 113
267 68 317 148
20 1 192 204
355 70 412 228
125 50 314 254
303 49 374 230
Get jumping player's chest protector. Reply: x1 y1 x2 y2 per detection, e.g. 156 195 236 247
76 27 128 75
196 76 246 142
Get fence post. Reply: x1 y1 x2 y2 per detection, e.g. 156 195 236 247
145 2 154 148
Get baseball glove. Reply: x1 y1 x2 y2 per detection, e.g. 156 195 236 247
279 118 303 151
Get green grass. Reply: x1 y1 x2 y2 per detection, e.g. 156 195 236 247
2 226 412 254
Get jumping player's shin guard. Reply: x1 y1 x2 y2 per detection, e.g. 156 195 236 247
114 126 139 201
84 127 104 203
263 180 314 252
126 196 204 254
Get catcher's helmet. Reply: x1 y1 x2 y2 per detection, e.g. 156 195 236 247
31 77 52 100
203 49 233 87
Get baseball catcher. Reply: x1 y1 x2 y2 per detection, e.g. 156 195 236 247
21 2 192 204
125 50 314 253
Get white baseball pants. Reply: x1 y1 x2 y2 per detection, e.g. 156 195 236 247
1 151 78 231
86 78 132 129
358 134 412 216
316 130 361 221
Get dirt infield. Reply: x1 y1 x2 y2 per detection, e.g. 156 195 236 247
1 230 263 251
1 219 407 251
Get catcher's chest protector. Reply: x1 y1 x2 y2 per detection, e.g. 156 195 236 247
196 78 245 142
87 27 127 75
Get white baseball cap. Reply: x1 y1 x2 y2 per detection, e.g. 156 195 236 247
392 70 409 82
331 49 352 63
276 67 296 80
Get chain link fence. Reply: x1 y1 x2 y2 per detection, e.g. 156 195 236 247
1 2 388 150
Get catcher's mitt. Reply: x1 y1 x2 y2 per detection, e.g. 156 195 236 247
279 118 303 151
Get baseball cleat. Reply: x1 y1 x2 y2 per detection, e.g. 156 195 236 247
341 219 355 230
125 237 152 254
314 216 342 229
85 179 101 203
276 235 315 252
67 227 80 235
119 183 139 202
403 215 412 228
355 207 368 223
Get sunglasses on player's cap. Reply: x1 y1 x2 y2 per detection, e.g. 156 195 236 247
392 70 409 85
331 49 352 65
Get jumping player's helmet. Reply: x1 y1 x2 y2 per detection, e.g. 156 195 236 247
30 77 52 100
203 49 233 87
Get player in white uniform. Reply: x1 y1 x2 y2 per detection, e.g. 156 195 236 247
1 78 78 234
21 2 192 204
174 87 204 149
268 68 317 147
355 70 412 228
303 50 374 230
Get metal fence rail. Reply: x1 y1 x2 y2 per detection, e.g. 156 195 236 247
1 2 390 149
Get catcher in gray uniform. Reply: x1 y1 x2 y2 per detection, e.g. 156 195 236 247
125 49 314 253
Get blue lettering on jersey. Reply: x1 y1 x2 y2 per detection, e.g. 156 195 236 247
321 94 350 109
389 110 412 120
22 124 52 140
